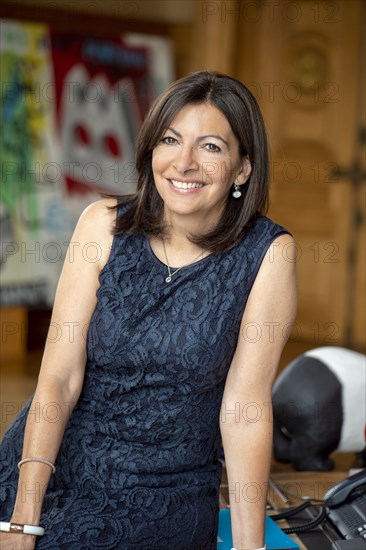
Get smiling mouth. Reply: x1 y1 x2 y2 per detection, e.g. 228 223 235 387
169 179 206 189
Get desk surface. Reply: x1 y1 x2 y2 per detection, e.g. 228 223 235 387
220 468 354 550
268 471 349 550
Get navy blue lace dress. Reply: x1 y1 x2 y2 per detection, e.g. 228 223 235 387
0 210 289 549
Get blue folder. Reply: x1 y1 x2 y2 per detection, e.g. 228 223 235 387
217 508 299 550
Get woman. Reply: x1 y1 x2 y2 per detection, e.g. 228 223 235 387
0 71 297 549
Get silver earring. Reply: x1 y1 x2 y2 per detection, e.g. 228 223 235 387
232 184 242 198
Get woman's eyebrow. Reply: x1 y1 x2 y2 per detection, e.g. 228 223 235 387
165 127 229 147
165 127 181 137
199 134 229 147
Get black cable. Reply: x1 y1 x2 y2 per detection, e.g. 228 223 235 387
282 506 327 535
271 500 311 520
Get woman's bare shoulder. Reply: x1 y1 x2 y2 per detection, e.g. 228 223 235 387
78 197 117 227
71 197 118 271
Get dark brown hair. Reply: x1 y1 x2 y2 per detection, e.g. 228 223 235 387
112 71 269 253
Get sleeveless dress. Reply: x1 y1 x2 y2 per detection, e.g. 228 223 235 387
0 209 289 549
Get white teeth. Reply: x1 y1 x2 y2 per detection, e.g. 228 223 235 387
170 180 204 189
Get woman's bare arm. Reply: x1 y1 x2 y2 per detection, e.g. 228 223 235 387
220 233 297 549
3 199 116 539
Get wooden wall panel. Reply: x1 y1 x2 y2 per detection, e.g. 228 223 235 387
188 0 239 74
233 0 365 349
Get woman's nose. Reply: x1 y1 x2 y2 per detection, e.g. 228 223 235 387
172 145 199 173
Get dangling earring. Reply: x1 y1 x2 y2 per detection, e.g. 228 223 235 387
232 184 242 198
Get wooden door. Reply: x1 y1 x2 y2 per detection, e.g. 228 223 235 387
189 0 365 350
236 0 365 349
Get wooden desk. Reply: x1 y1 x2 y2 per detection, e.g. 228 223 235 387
268 471 348 550
269 471 348 505
220 469 351 550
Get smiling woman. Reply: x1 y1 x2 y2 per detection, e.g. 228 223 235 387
112 70 270 254
0 71 297 550
151 103 250 235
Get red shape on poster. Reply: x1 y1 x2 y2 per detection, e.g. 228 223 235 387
50 31 150 195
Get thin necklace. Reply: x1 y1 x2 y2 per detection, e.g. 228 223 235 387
162 240 204 283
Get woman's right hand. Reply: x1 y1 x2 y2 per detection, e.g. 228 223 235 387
0 532 36 549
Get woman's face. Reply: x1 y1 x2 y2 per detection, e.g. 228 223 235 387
151 102 250 227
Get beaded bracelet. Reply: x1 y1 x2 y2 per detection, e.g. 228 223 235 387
0 521 45 536
18 457 56 474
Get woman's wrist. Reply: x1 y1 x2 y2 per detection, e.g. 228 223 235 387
12 482 44 525
11 505 42 527
231 546 266 550
0 521 44 536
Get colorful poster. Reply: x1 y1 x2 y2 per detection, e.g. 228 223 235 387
1 20 173 307
0 20 72 306
49 31 149 199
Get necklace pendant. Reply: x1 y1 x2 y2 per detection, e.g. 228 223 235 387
165 276 172 283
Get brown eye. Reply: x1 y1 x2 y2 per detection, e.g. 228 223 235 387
161 136 177 145
205 143 221 153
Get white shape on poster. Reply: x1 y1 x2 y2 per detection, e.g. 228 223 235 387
60 64 141 195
